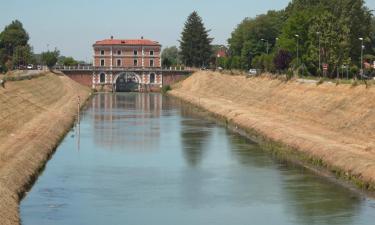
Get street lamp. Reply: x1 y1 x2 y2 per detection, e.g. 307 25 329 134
261 38 269 54
359 37 364 77
295 34 299 66
316 32 321 74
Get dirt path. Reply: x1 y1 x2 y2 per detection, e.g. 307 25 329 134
170 71 375 191
0 72 90 225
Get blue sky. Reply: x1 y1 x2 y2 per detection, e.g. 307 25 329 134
0 0 374 61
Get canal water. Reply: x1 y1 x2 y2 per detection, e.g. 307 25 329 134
21 93 375 225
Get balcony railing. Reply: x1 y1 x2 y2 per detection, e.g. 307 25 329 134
54 65 195 72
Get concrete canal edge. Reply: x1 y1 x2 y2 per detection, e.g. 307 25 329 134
169 71 375 194
0 72 91 225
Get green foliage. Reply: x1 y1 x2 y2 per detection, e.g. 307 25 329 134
273 49 292 72
286 69 294 80
227 0 374 76
179 11 213 67
12 45 32 67
228 10 285 69
350 65 359 79
161 85 172 94
161 46 181 67
0 20 32 71
252 53 275 72
41 49 60 69
59 56 78 66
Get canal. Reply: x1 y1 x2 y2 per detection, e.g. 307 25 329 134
21 93 375 225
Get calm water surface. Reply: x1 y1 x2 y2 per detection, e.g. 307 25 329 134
21 93 375 225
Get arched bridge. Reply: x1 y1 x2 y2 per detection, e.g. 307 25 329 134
55 66 194 92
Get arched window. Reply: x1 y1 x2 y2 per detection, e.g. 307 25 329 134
150 73 155 84
100 73 105 83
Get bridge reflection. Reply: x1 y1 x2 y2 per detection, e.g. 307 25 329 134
87 93 163 151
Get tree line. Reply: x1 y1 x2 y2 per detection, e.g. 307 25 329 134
0 20 82 72
225 0 375 78
166 0 375 78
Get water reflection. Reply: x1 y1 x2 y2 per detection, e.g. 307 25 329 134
226 129 362 225
89 93 163 151
280 164 361 225
180 118 214 167
21 93 375 225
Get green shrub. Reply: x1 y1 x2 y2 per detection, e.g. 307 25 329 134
161 85 171 94
286 69 294 81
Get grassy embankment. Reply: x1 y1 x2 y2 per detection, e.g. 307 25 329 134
0 71 90 225
170 71 375 191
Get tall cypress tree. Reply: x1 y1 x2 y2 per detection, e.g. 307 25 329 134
179 11 213 67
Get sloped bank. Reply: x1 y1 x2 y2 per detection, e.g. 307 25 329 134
0 72 90 225
169 71 375 191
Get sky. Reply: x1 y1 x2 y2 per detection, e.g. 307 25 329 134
0 0 374 61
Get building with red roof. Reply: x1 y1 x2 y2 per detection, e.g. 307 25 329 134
92 36 162 91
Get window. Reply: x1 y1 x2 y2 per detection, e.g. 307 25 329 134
133 59 138 66
134 50 138 56
117 59 121 66
150 50 154 56
117 50 121 55
150 59 154 67
100 50 105 55
150 73 155 84
100 73 105 83
100 59 105 66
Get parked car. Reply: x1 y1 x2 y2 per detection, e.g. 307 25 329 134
27 64 34 70
248 69 258 75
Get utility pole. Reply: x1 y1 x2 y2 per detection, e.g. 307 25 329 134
295 34 300 67
359 37 364 77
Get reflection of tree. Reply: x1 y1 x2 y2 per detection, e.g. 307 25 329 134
226 130 275 168
226 129 363 225
180 118 213 167
280 165 362 225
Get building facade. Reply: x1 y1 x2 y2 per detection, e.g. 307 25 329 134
92 37 162 92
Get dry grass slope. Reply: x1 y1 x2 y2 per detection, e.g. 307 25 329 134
0 72 90 225
170 71 375 190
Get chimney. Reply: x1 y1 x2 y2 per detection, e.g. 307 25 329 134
110 35 114 40
141 36 144 40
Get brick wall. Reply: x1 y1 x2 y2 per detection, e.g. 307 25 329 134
63 71 92 87
162 71 191 86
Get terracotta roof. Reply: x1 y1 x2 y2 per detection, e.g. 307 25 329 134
94 39 161 46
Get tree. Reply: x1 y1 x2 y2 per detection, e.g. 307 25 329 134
274 49 292 72
59 56 78 66
41 49 60 69
12 45 32 67
161 46 180 67
0 20 32 71
307 11 350 76
179 11 213 67
0 20 29 57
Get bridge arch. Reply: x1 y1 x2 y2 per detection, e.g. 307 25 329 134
113 72 142 92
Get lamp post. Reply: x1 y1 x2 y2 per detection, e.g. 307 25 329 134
295 34 299 67
316 32 321 74
359 37 364 77
261 38 269 54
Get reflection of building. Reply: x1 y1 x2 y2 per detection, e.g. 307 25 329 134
92 36 163 91
88 93 163 151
